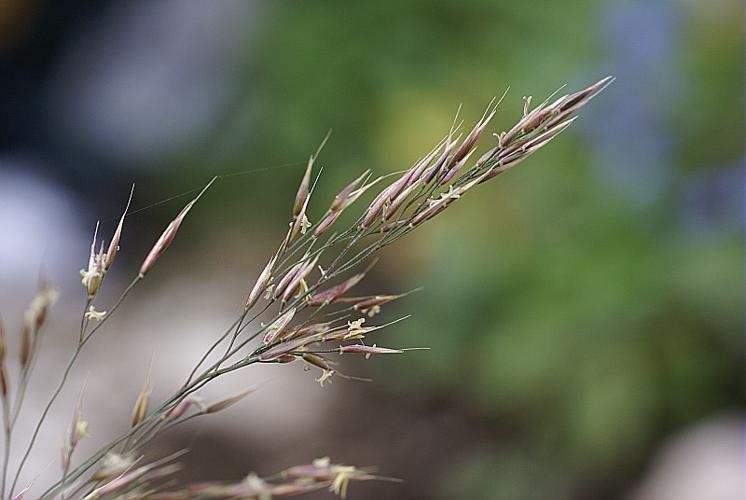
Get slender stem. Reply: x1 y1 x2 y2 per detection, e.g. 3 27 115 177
1 392 11 500
39 357 260 499
181 314 244 389
39 150 461 498
9 277 140 498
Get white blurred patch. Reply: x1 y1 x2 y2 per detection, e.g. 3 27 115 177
0 160 85 291
627 414 744 500
44 0 260 166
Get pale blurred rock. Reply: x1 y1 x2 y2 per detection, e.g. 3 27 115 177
627 414 744 500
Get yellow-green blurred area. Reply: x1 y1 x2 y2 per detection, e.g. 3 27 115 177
0 1 742 499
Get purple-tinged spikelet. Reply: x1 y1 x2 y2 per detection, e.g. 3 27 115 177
204 389 254 414
138 177 215 277
246 253 278 309
104 185 134 271
308 273 365 306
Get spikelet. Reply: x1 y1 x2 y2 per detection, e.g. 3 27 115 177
130 383 151 428
204 389 254 414
138 177 216 277
104 184 134 270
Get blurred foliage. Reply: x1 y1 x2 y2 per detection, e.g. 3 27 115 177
0 0 741 497
165 0 743 498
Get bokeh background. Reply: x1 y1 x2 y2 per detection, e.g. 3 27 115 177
0 0 743 499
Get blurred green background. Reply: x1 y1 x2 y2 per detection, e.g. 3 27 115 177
0 0 742 499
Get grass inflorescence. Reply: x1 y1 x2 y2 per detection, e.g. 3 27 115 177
0 76 611 499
